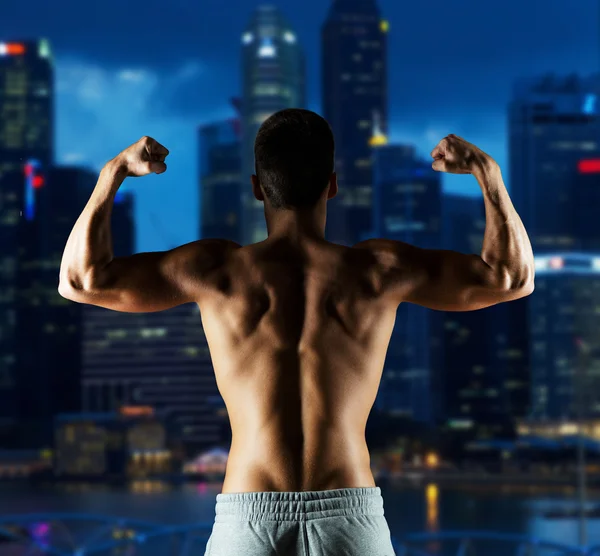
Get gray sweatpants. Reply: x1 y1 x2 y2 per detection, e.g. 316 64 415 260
203 486 396 555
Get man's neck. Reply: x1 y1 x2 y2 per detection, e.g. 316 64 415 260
264 206 326 243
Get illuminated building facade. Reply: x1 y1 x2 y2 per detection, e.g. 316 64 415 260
0 169 23 440
81 303 227 452
112 189 136 257
505 74 600 421
54 408 174 479
199 110 242 243
15 166 98 448
529 253 600 419
0 39 54 444
442 195 508 428
322 0 388 246
0 39 53 178
240 5 306 245
509 73 600 253
371 144 443 423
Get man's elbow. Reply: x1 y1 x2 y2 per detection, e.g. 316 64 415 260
58 265 103 299
58 271 93 302
510 266 535 295
495 263 535 296
58 279 83 302
506 276 535 300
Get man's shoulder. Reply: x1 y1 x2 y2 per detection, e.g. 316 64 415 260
352 238 400 259
351 238 420 273
195 238 243 254
173 238 242 278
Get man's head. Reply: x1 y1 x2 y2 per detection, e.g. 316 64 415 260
252 108 337 210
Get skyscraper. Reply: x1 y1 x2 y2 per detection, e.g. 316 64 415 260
372 144 443 423
0 168 24 442
112 189 136 257
506 73 600 422
529 253 600 419
442 194 514 436
240 5 305 245
509 73 600 252
15 165 98 448
81 303 227 453
572 153 600 251
0 39 54 177
322 0 388 246
0 39 54 444
199 110 242 243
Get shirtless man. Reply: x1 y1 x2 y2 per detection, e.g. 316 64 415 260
59 109 535 555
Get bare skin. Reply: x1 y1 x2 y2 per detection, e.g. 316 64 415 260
59 134 535 493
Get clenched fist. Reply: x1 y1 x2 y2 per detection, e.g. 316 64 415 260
430 134 495 175
113 136 170 178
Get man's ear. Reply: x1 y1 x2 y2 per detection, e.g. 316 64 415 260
327 173 338 200
251 174 264 201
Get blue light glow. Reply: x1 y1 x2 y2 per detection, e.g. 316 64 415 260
258 38 276 58
24 159 41 221
583 94 597 115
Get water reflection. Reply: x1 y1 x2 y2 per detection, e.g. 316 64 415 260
426 483 439 531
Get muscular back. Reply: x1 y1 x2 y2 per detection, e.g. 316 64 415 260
197 237 399 492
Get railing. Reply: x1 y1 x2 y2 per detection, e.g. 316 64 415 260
1 514 599 555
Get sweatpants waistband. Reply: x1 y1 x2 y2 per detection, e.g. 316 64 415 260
214 486 383 522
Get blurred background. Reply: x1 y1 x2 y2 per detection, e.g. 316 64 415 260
1 0 600 554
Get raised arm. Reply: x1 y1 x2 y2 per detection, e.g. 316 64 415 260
58 136 240 313
356 134 535 312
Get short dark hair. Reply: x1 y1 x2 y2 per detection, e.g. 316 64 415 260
254 108 335 210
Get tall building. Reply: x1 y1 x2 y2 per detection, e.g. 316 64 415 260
572 153 600 251
81 303 227 453
15 165 97 448
0 168 24 440
442 194 515 436
240 5 305 245
199 108 242 243
509 73 600 252
0 39 54 177
372 144 443 423
54 408 175 479
529 253 600 419
506 73 600 421
322 0 388 246
0 39 55 441
112 189 136 257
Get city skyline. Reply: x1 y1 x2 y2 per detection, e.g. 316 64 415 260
1 0 600 447
1 0 596 252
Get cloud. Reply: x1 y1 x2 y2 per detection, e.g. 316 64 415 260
54 56 218 251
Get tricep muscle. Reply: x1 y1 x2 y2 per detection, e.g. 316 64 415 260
355 238 531 312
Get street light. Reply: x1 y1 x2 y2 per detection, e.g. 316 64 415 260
425 452 439 469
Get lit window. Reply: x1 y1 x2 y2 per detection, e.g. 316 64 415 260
283 31 296 44
355 158 371 168
380 20 390 33
242 32 254 45
38 39 51 59
253 112 273 124
253 83 281 96
258 38 276 58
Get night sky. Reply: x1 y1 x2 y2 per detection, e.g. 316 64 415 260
1 0 598 251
